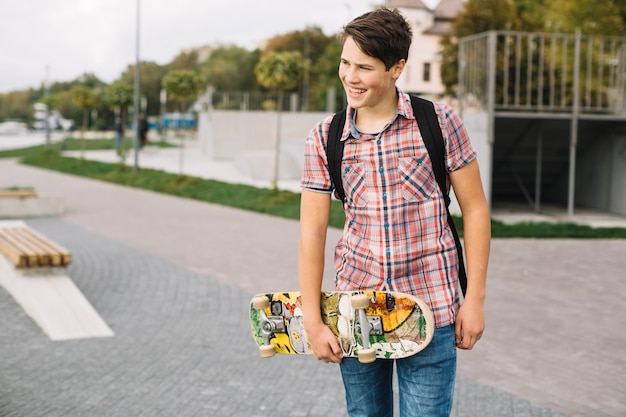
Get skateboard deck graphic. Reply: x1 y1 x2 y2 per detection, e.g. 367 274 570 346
250 290 434 363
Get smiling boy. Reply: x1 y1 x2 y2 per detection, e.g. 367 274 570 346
298 8 490 417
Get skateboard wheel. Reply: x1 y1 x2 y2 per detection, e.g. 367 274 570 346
252 295 270 310
351 293 371 310
357 348 377 364
259 344 276 358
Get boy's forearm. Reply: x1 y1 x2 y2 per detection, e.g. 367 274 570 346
298 236 327 324
461 206 490 302
298 190 332 323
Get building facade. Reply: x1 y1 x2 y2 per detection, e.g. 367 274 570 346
387 0 464 97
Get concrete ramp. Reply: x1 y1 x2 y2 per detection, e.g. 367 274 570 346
0 191 64 218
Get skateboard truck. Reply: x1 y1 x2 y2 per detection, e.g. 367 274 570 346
355 316 382 336
251 295 285 358
351 293 378 363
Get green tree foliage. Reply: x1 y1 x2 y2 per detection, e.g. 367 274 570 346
541 0 626 35
71 86 97 130
255 51 307 92
4 3 624 128
440 0 524 95
255 51 307 189
312 36 345 111
263 27 337 110
162 69 202 110
71 85 99 156
162 69 202 175
66 73 110 130
200 45 261 91
167 50 200 71
0 89 39 124
39 93 61 119
120 61 167 115
440 0 626 95
104 81 133 116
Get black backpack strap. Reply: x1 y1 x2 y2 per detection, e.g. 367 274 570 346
411 95 467 296
411 96 449 205
327 109 347 203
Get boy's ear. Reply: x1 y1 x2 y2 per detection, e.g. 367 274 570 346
392 59 406 80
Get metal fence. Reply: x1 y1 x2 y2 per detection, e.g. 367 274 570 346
459 31 626 115
193 87 340 113
208 91 302 112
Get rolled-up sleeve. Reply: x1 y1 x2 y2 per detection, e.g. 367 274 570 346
437 103 477 173
300 115 334 194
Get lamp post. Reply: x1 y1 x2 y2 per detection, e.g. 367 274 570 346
133 0 141 173
44 65 51 148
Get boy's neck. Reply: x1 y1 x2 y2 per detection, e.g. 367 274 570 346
354 90 399 133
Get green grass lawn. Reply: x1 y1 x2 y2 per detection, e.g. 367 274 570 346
2 141 625 238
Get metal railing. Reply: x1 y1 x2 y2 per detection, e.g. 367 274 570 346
206 91 302 112
459 31 626 115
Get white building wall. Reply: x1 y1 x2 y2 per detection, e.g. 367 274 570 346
197 107 494 214
609 135 626 216
576 132 626 216
395 8 445 96
458 111 492 212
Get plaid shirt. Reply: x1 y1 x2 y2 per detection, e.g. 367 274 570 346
301 92 476 327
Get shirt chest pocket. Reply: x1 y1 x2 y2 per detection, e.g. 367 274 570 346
398 157 439 203
342 162 368 207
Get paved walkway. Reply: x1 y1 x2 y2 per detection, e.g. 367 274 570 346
0 151 624 416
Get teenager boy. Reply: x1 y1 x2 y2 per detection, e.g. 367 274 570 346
298 7 491 417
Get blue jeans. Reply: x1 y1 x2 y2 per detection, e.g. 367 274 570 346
339 325 456 417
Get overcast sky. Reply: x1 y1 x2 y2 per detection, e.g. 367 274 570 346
1 0 439 94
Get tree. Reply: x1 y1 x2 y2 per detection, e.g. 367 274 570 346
162 69 202 175
120 61 167 116
167 50 200 71
0 89 38 124
199 45 261 92
39 93 60 147
71 85 98 158
263 27 335 110
312 37 344 111
104 81 134 162
255 51 307 190
541 0 625 35
440 0 626 96
104 81 133 119
440 0 523 96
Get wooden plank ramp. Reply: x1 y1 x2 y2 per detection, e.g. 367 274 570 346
0 220 114 340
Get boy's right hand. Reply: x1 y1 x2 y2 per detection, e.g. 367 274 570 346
304 320 344 364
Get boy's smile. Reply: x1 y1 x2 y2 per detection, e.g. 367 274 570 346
339 36 404 115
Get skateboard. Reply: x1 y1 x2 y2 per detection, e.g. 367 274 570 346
249 290 434 363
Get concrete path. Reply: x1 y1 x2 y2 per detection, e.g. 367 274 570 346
0 156 624 416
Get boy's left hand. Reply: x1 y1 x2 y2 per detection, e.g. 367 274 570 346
454 298 485 350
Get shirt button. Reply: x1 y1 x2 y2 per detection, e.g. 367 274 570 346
344 167 350 173
384 222 389 229
377 139 381 145
382 193 387 201
386 251 391 257
417 157 423 164
378 167 384 173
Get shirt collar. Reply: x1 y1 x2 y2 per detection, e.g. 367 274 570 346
343 90 413 141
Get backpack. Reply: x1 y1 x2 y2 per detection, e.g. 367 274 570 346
326 95 467 296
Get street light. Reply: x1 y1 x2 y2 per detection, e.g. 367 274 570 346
44 65 51 148
133 0 141 173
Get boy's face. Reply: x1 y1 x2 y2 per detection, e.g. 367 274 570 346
339 36 404 111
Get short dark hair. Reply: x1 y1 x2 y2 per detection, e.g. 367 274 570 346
339 8 412 71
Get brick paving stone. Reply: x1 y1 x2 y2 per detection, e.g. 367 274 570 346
2 158 623 416
0 217 572 417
